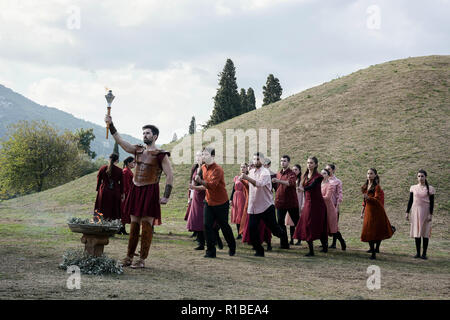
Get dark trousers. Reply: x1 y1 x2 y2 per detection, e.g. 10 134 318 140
203 201 236 255
277 207 300 245
249 205 289 255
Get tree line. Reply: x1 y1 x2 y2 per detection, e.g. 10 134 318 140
0 121 104 199
187 59 283 134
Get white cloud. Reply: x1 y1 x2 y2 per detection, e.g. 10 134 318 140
24 61 217 144
0 0 449 145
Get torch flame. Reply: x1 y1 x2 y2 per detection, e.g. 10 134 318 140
91 210 104 224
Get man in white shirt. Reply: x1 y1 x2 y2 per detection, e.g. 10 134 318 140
240 152 290 257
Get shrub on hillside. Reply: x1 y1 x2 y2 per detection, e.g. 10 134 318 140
0 120 104 198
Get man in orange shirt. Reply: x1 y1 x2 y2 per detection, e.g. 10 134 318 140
195 147 236 258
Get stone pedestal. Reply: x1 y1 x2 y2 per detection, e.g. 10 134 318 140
68 223 119 257
80 234 110 257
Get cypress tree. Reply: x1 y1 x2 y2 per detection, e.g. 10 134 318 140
239 88 248 114
246 87 256 112
262 74 283 106
189 116 196 134
206 59 241 127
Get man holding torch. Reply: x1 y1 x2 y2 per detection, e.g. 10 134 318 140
105 115 173 269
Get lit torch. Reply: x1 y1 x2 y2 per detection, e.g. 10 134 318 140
105 89 115 139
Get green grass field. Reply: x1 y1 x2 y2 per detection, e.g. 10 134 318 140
0 55 449 299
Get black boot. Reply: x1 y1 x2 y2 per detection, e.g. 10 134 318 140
369 241 376 259
190 231 197 238
195 231 205 250
305 241 314 256
329 234 337 249
266 241 272 251
236 224 242 240
414 238 421 258
336 232 346 251
320 238 328 253
118 225 128 235
375 240 381 253
422 237 428 259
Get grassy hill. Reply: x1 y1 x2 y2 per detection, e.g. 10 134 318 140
0 55 449 300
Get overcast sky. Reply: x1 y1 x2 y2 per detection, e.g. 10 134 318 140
0 0 449 144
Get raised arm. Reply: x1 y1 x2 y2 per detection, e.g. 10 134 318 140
105 115 137 154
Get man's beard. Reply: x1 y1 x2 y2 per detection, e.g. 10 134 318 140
143 137 153 145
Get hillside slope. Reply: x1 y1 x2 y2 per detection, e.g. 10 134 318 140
162 55 449 229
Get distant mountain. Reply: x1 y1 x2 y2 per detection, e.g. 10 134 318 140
0 84 142 159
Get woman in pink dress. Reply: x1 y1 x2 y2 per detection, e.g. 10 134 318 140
406 169 435 259
285 164 303 245
230 163 249 239
321 168 346 250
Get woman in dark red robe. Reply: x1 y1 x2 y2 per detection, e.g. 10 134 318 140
294 156 328 256
94 153 123 221
360 168 394 259
119 156 135 234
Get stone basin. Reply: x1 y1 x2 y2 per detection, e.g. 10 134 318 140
68 223 120 256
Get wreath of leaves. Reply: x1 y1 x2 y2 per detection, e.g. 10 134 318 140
59 249 123 275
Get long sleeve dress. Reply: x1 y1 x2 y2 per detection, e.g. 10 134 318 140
294 172 328 241
321 181 338 235
360 185 394 242
186 170 206 232
94 165 123 220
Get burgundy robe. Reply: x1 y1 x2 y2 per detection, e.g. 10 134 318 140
294 172 328 241
94 165 123 220
120 167 134 224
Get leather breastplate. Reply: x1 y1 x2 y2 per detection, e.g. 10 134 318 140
134 149 163 186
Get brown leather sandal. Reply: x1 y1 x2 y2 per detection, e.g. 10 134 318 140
121 256 133 267
131 258 145 269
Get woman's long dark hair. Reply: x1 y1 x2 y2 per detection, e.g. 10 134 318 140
107 153 119 177
123 156 134 169
190 163 199 180
293 164 302 185
418 169 430 196
301 157 318 187
362 168 380 194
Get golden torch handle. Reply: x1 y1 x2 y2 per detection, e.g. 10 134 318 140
106 106 111 139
